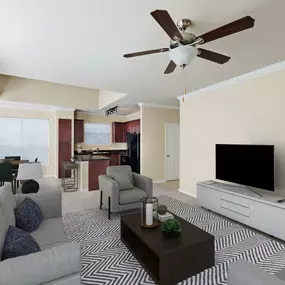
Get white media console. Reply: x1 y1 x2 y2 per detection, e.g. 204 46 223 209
197 181 285 240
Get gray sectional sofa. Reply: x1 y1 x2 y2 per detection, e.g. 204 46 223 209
228 260 285 285
0 185 81 285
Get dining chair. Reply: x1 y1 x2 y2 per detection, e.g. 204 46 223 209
0 162 16 194
5 156 21 188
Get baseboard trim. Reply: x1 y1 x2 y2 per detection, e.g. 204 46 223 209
79 188 89 192
154 180 166 184
178 188 197 198
43 175 55 178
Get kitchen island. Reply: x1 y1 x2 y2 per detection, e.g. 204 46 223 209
74 155 111 191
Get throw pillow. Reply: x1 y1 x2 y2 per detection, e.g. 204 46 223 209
2 225 40 260
110 172 134 190
14 198 43 233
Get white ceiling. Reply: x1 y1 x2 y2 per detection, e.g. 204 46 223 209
0 0 285 106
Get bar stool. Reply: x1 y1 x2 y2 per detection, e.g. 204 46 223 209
61 162 78 192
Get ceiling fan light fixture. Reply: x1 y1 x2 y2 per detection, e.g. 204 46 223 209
169 45 198 66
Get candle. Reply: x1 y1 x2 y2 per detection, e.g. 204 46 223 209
146 203 153 226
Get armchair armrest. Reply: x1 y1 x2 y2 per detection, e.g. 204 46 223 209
0 243 81 285
15 190 62 219
133 173 153 197
99 175 119 211
228 260 284 285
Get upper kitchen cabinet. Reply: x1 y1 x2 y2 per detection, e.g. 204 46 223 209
112 122 125 143
125 119 140 135
74 119 84 143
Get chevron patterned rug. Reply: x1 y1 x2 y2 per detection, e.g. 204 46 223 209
63 195 285 285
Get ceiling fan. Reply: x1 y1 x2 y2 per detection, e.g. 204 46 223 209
123 10 255 74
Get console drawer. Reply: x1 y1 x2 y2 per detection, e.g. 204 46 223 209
220 198 250 217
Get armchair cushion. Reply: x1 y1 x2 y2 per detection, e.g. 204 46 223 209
110 172 134 191
107 165 134 185
2 226 40 260
119 187 147 205
14 198 43 233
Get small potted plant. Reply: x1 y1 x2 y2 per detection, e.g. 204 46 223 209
161 219 182 238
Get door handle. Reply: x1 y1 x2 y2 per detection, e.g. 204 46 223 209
167 155 170 157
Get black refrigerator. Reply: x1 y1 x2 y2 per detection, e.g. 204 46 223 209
121 133 140 174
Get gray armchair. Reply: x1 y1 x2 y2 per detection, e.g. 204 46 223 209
99 166 153 219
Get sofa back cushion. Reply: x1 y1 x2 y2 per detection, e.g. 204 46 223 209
0 208 8 259
107 165 134 186
0 186 16 226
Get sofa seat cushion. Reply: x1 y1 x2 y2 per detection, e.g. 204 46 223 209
30 218 66 250
119 187 146 205
0 186 16 226
14 198 43 233
2 225 40 260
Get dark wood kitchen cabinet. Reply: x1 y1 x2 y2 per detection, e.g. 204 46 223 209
58 119 72 178
74 119 84 143
125 119 140 136
112 122 125 143
88 160 110 191
105 154 120 166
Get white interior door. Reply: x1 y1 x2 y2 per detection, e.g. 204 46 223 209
165 123 180 181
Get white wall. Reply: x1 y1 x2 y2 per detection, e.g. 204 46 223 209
180 68 285 197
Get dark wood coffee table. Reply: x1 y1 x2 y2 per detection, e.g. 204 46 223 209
121 214 214 285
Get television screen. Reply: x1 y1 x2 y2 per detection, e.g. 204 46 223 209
215 144 274 191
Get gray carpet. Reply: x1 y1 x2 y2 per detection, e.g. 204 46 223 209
63 195 285 285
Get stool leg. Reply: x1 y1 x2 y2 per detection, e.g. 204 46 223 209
108 196 111 220
100 191 103 209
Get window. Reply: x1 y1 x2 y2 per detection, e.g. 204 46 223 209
0 117 49 165
84 123 111 145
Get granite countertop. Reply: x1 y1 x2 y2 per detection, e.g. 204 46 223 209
74 149 128 155
74 155 111 162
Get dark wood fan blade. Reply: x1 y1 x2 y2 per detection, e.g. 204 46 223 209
164 60 177 74
198 16 255 44
151 10 183 40
124 48 169 58
197 48 231 64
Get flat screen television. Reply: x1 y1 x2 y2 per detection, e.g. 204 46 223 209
215 144 274 191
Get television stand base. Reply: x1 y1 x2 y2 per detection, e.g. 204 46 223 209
198 181 285 241
245 186 263 197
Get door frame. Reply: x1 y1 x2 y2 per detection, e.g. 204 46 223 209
165 123 180 182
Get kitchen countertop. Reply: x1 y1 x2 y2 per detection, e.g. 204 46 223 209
74 155 111 161
74 149 128 155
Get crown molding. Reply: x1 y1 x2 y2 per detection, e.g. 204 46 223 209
138 102 179 110
177 60 285 102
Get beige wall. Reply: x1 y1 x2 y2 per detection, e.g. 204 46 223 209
98 90 127 109
180 69 285 197
141 106 180 181
75 112 128 150
0 75 99 110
